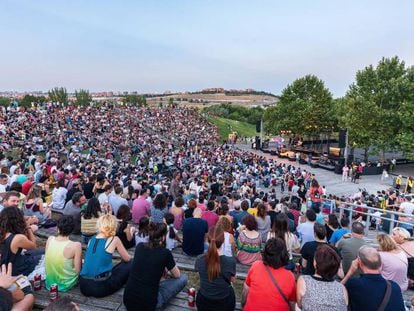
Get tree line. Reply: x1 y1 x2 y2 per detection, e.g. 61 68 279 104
203 103 264 125
0 88 146 108
264 56 414 160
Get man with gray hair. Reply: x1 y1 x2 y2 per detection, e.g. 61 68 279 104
341 246 404 311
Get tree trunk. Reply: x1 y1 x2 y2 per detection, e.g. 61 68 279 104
364 148 369 163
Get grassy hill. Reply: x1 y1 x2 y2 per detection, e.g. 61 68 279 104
207 116 257 142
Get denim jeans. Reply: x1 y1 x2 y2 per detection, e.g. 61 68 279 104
156 274 188 310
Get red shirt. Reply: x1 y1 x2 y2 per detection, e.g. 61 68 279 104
201 210 219 229
244 261 296 311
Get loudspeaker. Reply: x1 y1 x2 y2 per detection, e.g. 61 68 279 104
256 121 261 133
255 136 261 150
339 128 347 148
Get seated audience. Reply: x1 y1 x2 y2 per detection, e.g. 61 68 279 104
297 209 316 247
202 200 219 229
135 216 150 245
0 207 43 276
80 197 102 244
297 244 348 311
164 212 181 251
341 246 405 311
116 204 136 249
337 221 367 277
255 203 271 243
377 233 408 291
150 193 169 224
45 216 82 292
329 217 350 245
169 196 185 230
301 223 339 275
123 223 187 310
63 192 87 235
267 213 300 270
79 214 132 297
236 215 262 265
242 238 296 311
182 208 208 256
195 225 236 311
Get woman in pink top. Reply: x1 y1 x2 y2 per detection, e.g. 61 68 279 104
169 197 185 230
377 233 408 291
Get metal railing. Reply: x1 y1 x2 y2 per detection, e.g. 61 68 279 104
336 201 413 233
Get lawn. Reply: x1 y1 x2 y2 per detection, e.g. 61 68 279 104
207 116 257 142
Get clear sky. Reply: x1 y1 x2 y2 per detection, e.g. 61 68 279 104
1 0 413 96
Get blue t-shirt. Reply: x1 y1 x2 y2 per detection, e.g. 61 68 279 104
182 218 208 256
230 210 249 229
329 228 350 245
345 274 404 311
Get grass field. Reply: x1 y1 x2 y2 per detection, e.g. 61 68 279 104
207 116 257 142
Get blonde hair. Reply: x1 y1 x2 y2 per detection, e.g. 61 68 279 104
392 227 411 239
377 233 398 252
96 214 118 237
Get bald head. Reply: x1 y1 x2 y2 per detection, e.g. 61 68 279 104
193 207 202 218
358 246 381 270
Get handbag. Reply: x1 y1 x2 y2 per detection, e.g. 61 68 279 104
264 264 289 305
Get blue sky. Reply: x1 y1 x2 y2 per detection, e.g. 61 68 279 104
0 1 413 96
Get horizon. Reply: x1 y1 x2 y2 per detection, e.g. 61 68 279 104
1 1 413 97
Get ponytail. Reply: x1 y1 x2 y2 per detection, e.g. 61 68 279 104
206 225 224 282
168 224 176 239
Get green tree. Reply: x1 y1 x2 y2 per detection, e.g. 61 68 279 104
122 95 146 107
264 75 335 136
343 56 413 160
0 97 10 107
75 89 92 107
48 87 68 105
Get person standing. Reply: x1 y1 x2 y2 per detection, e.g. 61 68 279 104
342 165 349 182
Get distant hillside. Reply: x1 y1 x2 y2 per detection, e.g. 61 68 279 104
207 116 256 142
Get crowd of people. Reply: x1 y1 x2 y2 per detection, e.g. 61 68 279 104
0 104 413 310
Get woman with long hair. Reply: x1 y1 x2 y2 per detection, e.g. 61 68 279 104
80 197 102 244
124 223 187 310
255 203 271 242
377 233 408 291
150 193 168 224
0 207 43 276
267 213 300 270
116 204 136 249
25 185 51 224
195 225 236 311
79 214 132 297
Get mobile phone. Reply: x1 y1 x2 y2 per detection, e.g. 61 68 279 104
15 276 31 289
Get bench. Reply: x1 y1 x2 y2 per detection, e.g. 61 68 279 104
33 283 242 311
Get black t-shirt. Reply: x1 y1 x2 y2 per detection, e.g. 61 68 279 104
195 254 236 300
267 210 278 228
301 241 340 275
123 243 176 310
182 218 208 256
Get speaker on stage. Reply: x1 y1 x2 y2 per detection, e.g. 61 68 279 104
339 128 347 148
256 121 261 133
